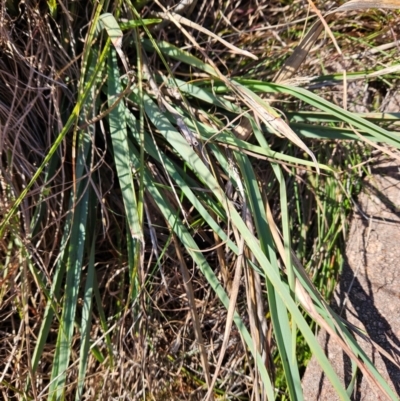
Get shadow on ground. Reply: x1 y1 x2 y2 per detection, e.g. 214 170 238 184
302 158 400 401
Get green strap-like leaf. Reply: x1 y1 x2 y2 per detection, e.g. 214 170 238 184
108 48 142 240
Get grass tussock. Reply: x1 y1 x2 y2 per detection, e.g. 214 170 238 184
1 0 400 400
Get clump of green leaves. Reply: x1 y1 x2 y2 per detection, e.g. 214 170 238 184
1 1 400 400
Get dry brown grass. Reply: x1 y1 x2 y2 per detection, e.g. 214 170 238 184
1 1 400 400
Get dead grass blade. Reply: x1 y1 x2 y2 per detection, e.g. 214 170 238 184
294 278 394 400
350 126 400 163
336 0 400 12
172 233 213 397
266 201 396 400
229 81 320 173
204 233 245 401
306 0 342 56
156 10 258 60
275 0 400 83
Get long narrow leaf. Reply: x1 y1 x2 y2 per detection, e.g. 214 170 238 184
108 49 142 240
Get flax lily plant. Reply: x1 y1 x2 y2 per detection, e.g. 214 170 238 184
1 0 400 400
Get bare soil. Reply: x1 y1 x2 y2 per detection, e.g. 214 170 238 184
302 156 400 400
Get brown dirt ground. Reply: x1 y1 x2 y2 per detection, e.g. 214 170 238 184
302 155 400 400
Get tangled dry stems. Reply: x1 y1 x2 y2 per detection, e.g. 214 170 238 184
1 0 400 399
